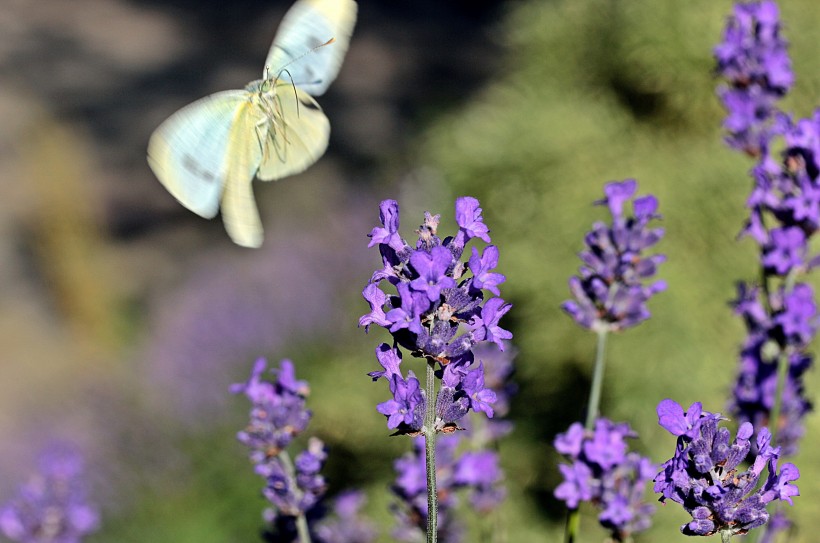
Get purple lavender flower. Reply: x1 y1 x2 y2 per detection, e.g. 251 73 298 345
729 283 814 456
742 111 820 260
231 358 312 468
715 0 793 155
553 419 656 541
233 358 334 539
562 179 666 332
360 197 511 433
262 437 328 521
654 399 800 537
0 445 99 543
314 491 378 543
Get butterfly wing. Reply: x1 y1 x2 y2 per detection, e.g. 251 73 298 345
148 91 249 218
220 101 267 248
256 82 330 181
264 0 357 96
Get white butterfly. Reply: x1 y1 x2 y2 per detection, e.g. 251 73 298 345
148 0 357 247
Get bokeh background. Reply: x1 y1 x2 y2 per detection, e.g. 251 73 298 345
1 0 819 541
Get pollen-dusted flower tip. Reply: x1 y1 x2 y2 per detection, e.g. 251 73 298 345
553 419 656 540
360 197 512 433
562 179 666 332
0 445 99 543
715 0 793 155
654 399 800 537
231 358 312 471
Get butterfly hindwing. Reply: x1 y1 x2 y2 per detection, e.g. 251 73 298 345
220 101 268 248
256 83 330 182
265 0 357 96
148 91 248 218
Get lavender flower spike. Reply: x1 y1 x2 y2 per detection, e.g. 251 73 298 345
0 445 100 543
554 419 656 540
715 0 793 155
360 197 511 433
562 179 666 332
654 399 800 537
231 358 312 469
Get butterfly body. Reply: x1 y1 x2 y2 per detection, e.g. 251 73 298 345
148 0 357 247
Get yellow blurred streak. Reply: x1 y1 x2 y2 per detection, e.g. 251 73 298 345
20 114 121 356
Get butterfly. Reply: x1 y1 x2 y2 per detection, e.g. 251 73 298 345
148 0 357 247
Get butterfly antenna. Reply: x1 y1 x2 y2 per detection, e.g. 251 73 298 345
275 68 301 119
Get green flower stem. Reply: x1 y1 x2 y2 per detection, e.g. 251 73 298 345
563 507 581 543
721 529 733 543
585 329 609 430
565 328 610 543
424 359 438 543
278 450 312 543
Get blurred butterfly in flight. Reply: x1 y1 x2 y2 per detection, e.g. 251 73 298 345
148 0 357 247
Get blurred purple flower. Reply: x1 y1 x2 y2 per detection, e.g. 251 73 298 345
231 358 312 469
144 209 372 427
729 283 814 456
314 491 378 543
715 0 792 155
0 445 99 543
654 399 799 537
554 419 656 541
391 434 502 543
562 179 666 332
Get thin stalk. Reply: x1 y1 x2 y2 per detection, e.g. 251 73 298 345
769 349 789 446
424 359 438 543
584 329 610 430
565 328 610 543
768 268 798 446
563 507 581 543
278 450 312 543
721 529 733 543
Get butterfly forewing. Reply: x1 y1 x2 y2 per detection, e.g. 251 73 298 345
265 0 357 96
147 91 248 218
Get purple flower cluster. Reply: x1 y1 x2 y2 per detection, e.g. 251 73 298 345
387 341 515 542
391 434 503 543
553 419 656 541
0 446 99 543
231 358 312 463
313 491 378 543
729 282 815 456
715 0 793 155
654 399 799 537
724 84 820 459
562 179 666 332
232 359 326 531
744 111 820 260
360 197 511 433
